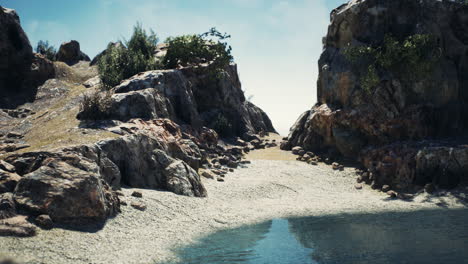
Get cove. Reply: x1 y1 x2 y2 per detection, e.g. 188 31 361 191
167 209 468 264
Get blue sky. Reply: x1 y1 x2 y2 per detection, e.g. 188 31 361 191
1 0 347 135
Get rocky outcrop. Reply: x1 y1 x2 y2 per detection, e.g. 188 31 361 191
0 7 55 108
13 157 120 223
283 0 468 190
56 40 90 66
84 64 276 138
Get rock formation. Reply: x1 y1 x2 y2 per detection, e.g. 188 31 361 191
0 6 276 232
0 6 55 108
56 40 91 65
283 0 468 190
84 63 275 138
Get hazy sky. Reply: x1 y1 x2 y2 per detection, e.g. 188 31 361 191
1 0 347 135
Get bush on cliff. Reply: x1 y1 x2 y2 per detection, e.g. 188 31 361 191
162 28 233 74
344 34 441 93
97 23 160 89
36 40 57 61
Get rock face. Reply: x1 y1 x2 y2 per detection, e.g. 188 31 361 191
56 40 90 65
283 0 468 189
0 7 55 108
89 64 275 138
14 157 120 223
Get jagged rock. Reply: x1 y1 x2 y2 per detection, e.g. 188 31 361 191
130 202 146 211
56 40 90 65
291 146 303 155
0 216 36 237
0 160 15 173
201 170 216 179
83 76 100 88
0 169 20 193
35 214 54 230
0 193 16 220
0 8 54 108
362 143 468 190
283 0 468 189
79 64 275 137
387 190 398 198
30 53 55 87
13 157 119 224
160 155 207 197
235 138 247 147
381 185 391 193
131 191 142 198
0 7 33 107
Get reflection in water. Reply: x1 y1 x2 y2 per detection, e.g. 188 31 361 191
168 209 468 264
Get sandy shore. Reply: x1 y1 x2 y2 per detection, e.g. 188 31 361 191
1 143 467 264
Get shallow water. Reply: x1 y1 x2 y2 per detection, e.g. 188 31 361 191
167 209 468 264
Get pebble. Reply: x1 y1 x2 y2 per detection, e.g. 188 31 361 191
130 202 147 211
131 191 143 198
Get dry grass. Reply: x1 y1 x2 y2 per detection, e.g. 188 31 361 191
18 84 117 153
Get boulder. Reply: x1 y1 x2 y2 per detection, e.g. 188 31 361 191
35 214 54 229
56 40 90 65
0 193 16 219
0 215 36 237
0 169 21 193
13 157 119 223
0 160 15 173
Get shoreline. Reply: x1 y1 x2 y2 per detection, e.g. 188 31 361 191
1 146 467 264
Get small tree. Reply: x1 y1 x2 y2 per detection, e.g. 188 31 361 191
162 27 233 73
97 23 160 89
36 40 56 61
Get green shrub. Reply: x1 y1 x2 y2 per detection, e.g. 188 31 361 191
162 28 233 74
78 90 113 120
97 23 160 89
36 40 56 61
344 34 441 93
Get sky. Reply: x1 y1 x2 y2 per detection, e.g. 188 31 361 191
1 0 347 135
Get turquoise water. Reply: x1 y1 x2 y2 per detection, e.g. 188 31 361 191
167 209 468 264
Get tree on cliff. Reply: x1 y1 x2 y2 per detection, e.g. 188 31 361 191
97 23 160 89
36 40 56 61
162 27 233 74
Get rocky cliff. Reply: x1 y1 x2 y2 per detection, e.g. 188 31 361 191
0 6 55 108
283 0 468 190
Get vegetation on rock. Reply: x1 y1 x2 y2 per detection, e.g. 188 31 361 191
36 40 56 61
344 34 440 93
162 27 233 75
78 90 113 120
97 23 160 89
